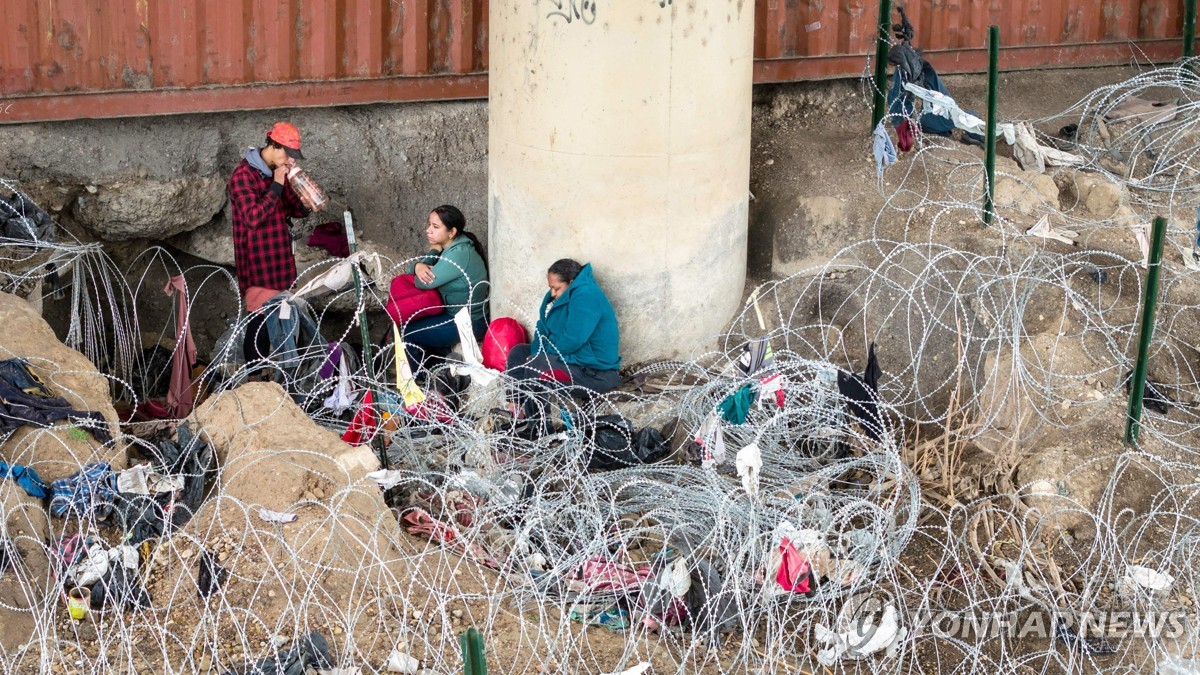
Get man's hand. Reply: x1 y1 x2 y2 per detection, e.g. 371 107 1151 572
299 193 325 212
273 164 290 185
415 263 435 284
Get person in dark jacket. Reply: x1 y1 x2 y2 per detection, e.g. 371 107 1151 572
227 122 325 309
403 205 490 368
506 259 622 403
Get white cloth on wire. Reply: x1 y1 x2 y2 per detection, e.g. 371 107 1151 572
903 83 1083 172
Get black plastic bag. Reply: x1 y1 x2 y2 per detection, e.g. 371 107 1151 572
227 631 334 675
90 563 151 610
585 417 669 470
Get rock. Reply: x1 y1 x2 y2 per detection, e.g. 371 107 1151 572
168 212 235 267
989 171 1061 219
1055 171 1126 220
72 175 228 241
1017 444 1107 539
0 292 122 483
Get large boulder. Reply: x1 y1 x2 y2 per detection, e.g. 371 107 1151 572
991 171 1061 220
146 382 395 660
0 292 122 483
72 175 227 241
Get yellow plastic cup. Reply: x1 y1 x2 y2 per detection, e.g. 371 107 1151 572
66 587 90 620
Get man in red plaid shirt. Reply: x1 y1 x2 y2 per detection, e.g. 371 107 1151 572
227 122 324 309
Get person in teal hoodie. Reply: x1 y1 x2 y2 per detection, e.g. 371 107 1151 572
403 205 489 368
506 259 622 409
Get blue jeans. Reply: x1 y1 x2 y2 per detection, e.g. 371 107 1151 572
403 314 488 371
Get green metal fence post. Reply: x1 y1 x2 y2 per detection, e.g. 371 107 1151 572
461 627 486 675
344 210 388 470
870 0 893 130
1125 216 1169 446
982 25 1000 227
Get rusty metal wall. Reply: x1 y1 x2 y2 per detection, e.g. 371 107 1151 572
0 0 1193 123
753 0 1192 81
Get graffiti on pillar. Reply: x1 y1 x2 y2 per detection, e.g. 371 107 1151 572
545 0 670 25
546 0 598 25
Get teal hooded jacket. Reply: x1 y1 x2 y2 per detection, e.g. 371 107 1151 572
532 263 621 371
409 235 489 322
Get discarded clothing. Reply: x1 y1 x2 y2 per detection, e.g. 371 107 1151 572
837 343 883 441
873 121 897 180
718 383 757 425
242 294 329 403
163 275 197 418
764 522 827 598
258 507 299 523
0 538 13 575
685 413 727 467
887 43 924 86
1008 121 1085 171
1055 620 1117 655
1025 216 1079 246
891 5 915 43
65 542 110 587
49 463 117 519
735 442 762 498
815 602 905 664
0 461 49 499
902 83 1082 171
737 338 775 377
0 358 113 443
305 221 350 258
775 537 815 594
575 555 652 594
896 118 915 152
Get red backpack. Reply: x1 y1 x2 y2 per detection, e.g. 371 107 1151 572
385 273 444 325
481 318 528 371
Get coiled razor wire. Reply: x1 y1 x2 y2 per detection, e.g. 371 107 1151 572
0 64 1197 673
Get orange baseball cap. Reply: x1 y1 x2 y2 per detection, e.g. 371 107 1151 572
267 122 304 160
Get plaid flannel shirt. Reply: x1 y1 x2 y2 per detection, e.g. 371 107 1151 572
227 157 309 292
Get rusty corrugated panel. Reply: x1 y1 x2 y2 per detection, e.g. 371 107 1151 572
0 0 1193 124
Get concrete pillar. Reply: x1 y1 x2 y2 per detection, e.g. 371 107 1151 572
488 0 754 363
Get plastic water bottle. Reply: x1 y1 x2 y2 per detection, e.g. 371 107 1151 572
286 166 329 210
